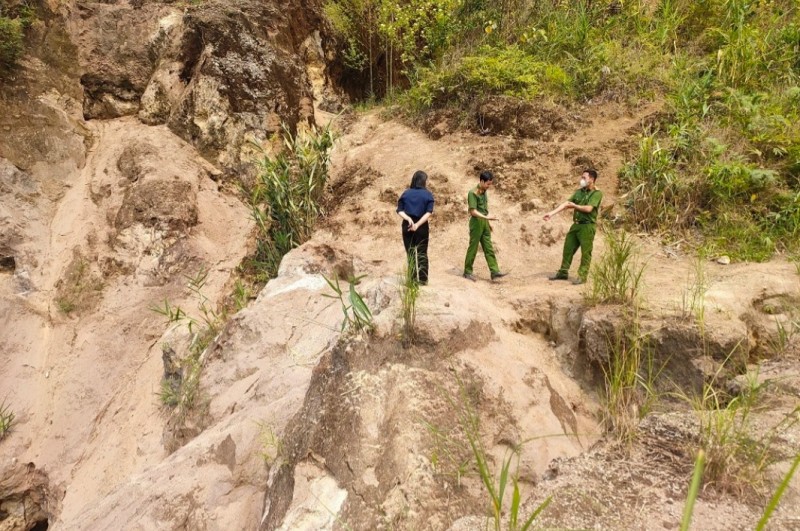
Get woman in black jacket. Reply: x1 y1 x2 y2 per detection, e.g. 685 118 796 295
396 170 435 285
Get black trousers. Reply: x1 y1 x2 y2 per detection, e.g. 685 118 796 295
402 219 429 283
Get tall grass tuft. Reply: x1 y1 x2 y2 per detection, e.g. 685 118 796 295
399 249 421 346
449 377 552 530
243 124 335 283
0 400 14 440
680 256 709 333
599 309 660 445
588 229 646 306
676 360 800 495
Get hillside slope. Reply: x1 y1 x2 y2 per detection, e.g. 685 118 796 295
1 2 799 527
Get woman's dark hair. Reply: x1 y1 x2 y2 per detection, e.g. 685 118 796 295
479 170 494 182
410 170 428 189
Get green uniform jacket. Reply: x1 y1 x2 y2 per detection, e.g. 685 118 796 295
569 188 603 223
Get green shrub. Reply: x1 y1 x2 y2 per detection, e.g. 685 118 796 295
242 125 335 283
403 45 571 112
0 16 23 73
588 229 646 307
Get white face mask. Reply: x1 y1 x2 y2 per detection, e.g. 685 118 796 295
580 178 588 188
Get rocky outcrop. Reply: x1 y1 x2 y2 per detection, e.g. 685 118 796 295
0 462 58 531
72 0 343 174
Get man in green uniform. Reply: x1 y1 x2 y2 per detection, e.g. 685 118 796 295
464 171 508 281
543 169 602 284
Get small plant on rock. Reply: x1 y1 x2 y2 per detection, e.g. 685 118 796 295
257 421 285 466
0 400 14 440
323 273 373 334
450 376 552 530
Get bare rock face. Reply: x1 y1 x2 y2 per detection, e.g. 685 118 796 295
0 462 57 531
115 180 197 231
74 0 341 174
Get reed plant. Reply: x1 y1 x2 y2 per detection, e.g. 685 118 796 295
0 400 14 440
450 377 552 530
588 229 646 307
244 125 335 282
599 309 661 445
399 249 421 346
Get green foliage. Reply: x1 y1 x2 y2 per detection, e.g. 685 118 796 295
0 399 14 440
598 310 661 445
232 279 251 311
0 15 22 72
680 450 706 531
676 362 800 495
403 45 570 112
151 268 226 424
683 449 800 531
243 125 335 284
158 377 181 408
0 0 35 74
399 250 421 346
322 274 374 334
756 452 800 531
450 377 552 530
588 229 646 306
618 2 800 261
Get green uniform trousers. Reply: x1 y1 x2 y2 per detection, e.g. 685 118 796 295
464 217 499 275
557 223 596 281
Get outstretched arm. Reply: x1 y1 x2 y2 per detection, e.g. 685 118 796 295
543 201 573 221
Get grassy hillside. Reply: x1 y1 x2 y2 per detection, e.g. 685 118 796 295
325 0 800 261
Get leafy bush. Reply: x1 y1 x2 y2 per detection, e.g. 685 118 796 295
588 229 646 307
0 16 23 73
619 1 800 260
403 45 570 112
